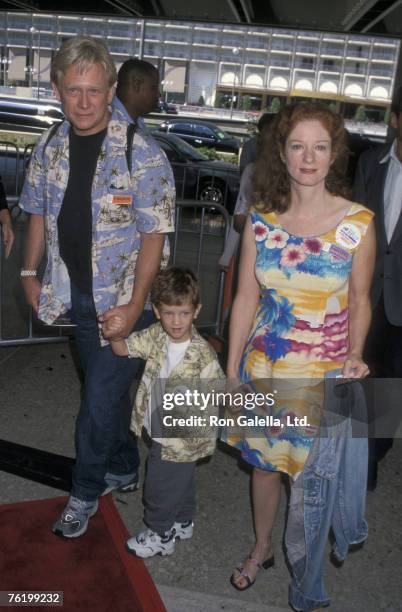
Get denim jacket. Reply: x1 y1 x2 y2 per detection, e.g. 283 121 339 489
286 378 369 611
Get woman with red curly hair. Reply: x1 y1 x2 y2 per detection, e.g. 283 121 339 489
223 103 375 603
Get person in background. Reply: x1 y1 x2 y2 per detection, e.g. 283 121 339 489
218 163 255 270
219 115 275 269
112 58 160 129
239 112 275 175
0 177 14 259
354 85 402 489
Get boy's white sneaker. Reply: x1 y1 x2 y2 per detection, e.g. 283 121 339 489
173 520 194 540
126 528 175 558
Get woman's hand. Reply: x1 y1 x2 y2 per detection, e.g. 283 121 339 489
225 376 254 414
342 353 369 379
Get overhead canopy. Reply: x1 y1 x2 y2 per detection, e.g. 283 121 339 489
0 0 401 36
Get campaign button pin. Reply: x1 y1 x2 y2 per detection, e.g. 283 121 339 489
335 223 361 249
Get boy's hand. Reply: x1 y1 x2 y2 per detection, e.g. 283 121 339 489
100 304 140 339
99 313 125 339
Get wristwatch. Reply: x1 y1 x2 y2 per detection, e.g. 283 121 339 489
20 269 37 277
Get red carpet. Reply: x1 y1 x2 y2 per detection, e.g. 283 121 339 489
0 495 166 612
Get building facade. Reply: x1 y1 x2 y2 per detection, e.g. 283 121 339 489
0 11 400 117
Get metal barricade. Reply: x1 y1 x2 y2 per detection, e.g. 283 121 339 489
0 197 231 347
0 141 22 196
172 199 230 336
0 196 71 347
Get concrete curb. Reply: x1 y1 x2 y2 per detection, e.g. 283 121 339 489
156 584 290 612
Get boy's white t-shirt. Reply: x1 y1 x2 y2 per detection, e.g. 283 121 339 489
143 338 190 437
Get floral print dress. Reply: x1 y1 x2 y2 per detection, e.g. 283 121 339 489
224 203 373 478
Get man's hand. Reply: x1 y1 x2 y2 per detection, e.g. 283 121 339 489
0 211 14 259
100 303 142 339
21 277 41 313
21 214 45 312
100 313 125 339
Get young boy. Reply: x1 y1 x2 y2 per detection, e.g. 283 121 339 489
101 268 225 557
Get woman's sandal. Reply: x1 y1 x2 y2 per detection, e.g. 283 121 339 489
229 553 275 591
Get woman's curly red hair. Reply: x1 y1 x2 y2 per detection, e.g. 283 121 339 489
252 103 351 213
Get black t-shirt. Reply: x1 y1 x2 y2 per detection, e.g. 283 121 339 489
57 127 107 295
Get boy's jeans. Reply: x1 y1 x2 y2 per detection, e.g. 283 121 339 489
144 440 196 535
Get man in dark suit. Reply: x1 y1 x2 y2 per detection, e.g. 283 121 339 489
354 86 402 489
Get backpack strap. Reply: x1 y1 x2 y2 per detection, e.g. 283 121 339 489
42 122 61 159
41 121 136 171
125 122 137 173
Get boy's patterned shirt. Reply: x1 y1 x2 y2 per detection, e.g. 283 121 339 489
126 322 226 462
19 108 175 331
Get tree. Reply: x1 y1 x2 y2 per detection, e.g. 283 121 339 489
354 105 367 122
198 95 205 106
241 95 252 111
268 97 281 113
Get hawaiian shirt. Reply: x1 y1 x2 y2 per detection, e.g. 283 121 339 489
19 108 175 328
111 95 146 131
125 322 226 462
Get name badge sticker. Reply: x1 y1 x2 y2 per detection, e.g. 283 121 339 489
107 194 133 206
335 223 361 249
328 244 351 262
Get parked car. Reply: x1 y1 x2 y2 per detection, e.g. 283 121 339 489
155 100 178 114
0 97 63 132
158 120 240 153
0 98 64 129
152 131 239 212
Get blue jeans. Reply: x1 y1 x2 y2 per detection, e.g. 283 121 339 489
286 380 368 611
70 283 153 501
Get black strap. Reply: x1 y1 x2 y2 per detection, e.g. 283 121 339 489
41 121 136 173
125 122 137 172
42 122 61 158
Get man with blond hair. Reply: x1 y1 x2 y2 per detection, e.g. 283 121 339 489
19 36 175 537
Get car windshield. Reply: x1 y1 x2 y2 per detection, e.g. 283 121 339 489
164 134 209 161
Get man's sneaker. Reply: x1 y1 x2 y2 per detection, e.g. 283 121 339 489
102 472 139 496
126 528 175 558
173 520 194 540
52 496 98 538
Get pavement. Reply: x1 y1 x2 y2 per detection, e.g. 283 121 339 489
1 340 401 612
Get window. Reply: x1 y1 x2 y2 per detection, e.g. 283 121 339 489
193 125 214 138
301 57 314 68
169 122 194 136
